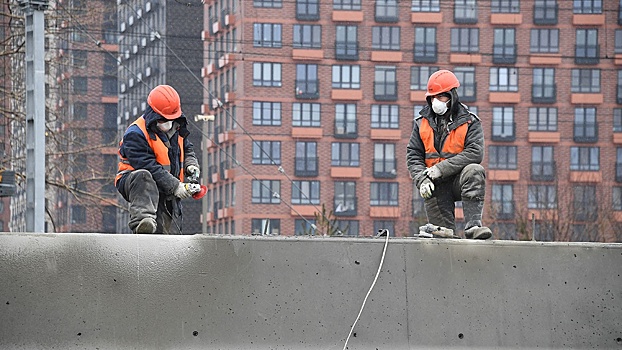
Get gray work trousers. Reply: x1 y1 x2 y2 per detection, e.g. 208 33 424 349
424 163 486 231
123 169 182 234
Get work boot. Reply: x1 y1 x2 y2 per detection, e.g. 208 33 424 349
418 223 459 239
463 200 492 240
135 217 156 234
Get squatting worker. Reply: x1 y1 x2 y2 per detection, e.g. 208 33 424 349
406 70 492 239
115 85 201 234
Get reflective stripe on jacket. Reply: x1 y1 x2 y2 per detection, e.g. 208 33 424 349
419 118 468 167
115 117 185 185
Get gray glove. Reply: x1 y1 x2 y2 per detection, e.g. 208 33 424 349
174 182 200 199
424 165 441 180
186 165 200 183
419 178 435 199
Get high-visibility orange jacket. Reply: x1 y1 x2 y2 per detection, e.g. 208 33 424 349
418 118 468 167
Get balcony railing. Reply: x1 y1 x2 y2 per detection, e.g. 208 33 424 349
573 123 598 143
531 161 556 181
295 80 319 99
373 159 397 178
334 120 358 139
532 84 557 104
374 81 398 101
294 157 319 177
575 45 600 65
533 4 558 25
334 197 357 217
413 44 437 63
492 44 517 64
335 41 359 61
491 122 516 142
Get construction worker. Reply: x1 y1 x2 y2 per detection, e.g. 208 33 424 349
115 85 201 234
406 70 492 239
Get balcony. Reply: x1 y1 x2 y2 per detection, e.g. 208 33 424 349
294 157 319 177
334 197 357 217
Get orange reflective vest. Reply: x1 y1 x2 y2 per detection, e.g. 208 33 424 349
419 118 468 167
115 117 185 185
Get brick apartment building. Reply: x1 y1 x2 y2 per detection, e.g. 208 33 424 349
199 0 622 241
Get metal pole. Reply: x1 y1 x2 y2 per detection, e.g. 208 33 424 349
195 115 214 234
20 0 48 232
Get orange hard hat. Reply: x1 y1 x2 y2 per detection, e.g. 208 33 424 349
425 70 460 97
147 85 182 120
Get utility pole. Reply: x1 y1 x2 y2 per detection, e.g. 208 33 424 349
19 0 48 232
195 114 214 234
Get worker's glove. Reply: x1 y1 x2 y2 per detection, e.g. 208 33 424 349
424 165 441 180
174 182 200 199
186 165 200 183
419 178 435 199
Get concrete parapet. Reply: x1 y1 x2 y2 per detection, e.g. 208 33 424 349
0 233 621 349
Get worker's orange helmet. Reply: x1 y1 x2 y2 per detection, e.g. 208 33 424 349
147 85 182 120
425 70 461 97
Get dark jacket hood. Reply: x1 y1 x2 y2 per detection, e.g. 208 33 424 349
142 105 190 140
425 87 461 118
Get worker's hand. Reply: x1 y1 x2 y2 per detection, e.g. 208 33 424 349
186 165 200 183
419 178 435 199
424 165 441 180
174 182 199 199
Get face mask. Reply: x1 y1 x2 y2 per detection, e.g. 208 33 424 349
431 98 450 115
157 120 173 132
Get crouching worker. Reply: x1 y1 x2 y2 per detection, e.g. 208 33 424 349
115 85 201 234
406 70 492 240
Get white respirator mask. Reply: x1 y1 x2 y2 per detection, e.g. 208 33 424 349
157 120 173 132
431 98 450 115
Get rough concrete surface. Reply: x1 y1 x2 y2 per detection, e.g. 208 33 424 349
0 233 621 349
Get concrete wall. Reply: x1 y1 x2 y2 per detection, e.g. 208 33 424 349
0 233 621 349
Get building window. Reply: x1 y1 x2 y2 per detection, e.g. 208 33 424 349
490 67 518 92
73 77 88 95
252 101 281 126
373 221 395 236
413 27 437 63
573 186 597 222
253 0 282 8
252 179 281 204
335 220 359 236
573 0 602 14
73 102 88 120
493 28 516 64
253 23 282 48
454 0 478 23
292 102 321 127
532 146 555 181
295 64 319 99
295 219 316 235
292 180 320 204
411 0 440 12
335 25 358 60
451 28 479 53
574 107 597 143
488 146 517 170
253 62 282 87
618 71 622 104
575 29 599 64
370 182 399 206
372 26 400 51
534 0 558 24
532 68 556 103
335 103 357 137
528 107 557 131
71 205 86 224
295 141 318 177
491 0 520 13
530 28 559 53
72 50 87 68
614 109 622 132
570 147 599 171
616 30 622 54
293 24 321 48
571 69 600 93
251 219 280 235
454 67 476 102
528 185 557 209
613 187 622 210
617 148 622 182
373 143 396 178
491 107 515 141
331 142 360 166
491 184 514 219
102 77 117 96
371 104 399 129
296 0 319 20
252 141 281 165
333 0 361 10
410 66 438 90
334 181 357 216
332 65 360 89
374 66 397 101
375 0 398 22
